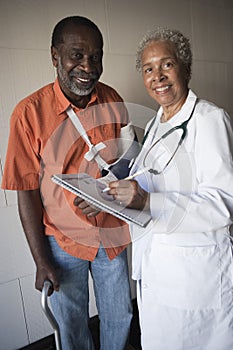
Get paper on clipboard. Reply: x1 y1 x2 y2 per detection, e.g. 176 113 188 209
51 173 151 228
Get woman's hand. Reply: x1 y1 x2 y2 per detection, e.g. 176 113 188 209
108 180 149 210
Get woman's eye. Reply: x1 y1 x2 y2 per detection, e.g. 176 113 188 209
144 67 152 73
162 61 175 70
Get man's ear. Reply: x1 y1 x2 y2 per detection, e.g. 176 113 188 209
51 46 59 68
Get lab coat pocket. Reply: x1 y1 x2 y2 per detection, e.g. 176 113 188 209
148 243 221 310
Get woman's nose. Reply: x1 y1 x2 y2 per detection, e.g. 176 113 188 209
152 69 166 82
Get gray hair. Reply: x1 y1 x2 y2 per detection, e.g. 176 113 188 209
136 27 192 82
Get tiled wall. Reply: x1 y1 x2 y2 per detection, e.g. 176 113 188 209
0 0 233 348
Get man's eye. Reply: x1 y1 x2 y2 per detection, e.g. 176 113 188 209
71 53 83 60
92 54 102 62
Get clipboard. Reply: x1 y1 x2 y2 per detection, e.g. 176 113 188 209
51 173 151 228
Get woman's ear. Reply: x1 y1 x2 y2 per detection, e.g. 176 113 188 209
51 46 59 68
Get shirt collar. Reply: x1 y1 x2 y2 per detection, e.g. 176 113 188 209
157 89 197 126
53 78 100 116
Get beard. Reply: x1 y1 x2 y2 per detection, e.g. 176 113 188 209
57 58 98 96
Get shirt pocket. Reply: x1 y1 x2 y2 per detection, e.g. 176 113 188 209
144 243 221 310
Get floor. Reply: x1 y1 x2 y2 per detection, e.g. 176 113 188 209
21 299 142 350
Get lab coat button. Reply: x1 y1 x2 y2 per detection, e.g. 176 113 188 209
142 283 148 289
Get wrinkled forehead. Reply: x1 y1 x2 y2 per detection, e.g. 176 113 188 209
145 39 177 54
142 40 178 62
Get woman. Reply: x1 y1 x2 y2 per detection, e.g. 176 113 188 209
108 27 233 349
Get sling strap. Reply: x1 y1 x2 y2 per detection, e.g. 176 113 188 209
66 106 111 171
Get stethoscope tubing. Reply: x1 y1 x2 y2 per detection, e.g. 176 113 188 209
142 100 197 174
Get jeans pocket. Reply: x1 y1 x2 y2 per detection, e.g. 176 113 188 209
148 243 221 310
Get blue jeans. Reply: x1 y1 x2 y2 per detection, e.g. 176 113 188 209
47 236 132 350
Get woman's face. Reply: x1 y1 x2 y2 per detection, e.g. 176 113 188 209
141 40 188 110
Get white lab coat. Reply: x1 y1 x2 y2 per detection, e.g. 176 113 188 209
130 90 233 350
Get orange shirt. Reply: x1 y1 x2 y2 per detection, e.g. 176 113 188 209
2 79 131 261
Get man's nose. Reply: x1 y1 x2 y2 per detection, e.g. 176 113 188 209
80 57 94 72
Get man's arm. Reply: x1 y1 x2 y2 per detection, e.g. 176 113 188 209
17 189 59 295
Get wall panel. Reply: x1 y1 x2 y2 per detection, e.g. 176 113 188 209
0 0 233 348
0 280 28 350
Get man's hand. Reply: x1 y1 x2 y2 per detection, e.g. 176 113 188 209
36 260 60 296
73 197 101 217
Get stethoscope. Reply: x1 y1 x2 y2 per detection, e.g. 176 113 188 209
140 100 197 175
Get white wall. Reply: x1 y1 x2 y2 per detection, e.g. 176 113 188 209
0 0 233 348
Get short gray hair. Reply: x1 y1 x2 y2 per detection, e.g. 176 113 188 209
136 27 192 82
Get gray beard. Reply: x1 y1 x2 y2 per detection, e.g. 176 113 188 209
57 59 95 96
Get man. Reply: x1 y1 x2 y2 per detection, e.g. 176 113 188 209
1 16 133 350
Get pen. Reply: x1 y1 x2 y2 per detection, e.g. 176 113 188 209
101 167 150 193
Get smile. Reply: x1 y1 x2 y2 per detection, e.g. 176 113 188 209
73 76 96 89
78 77 91 83
155 85 171 93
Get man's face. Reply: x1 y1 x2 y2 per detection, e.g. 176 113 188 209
52 24 103 99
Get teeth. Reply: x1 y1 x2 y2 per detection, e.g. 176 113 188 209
156 86 169 92
78 78 90 82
